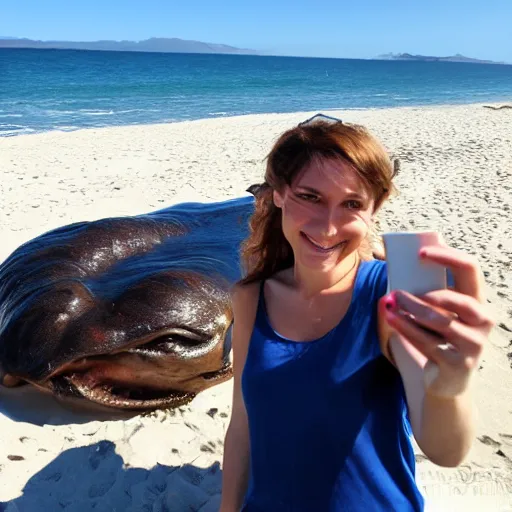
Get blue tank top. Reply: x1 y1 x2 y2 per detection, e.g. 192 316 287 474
241 259 425 511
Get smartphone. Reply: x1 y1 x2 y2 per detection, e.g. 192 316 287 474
381 231 448 296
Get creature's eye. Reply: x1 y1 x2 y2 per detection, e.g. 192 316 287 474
168 334 205 346
142 331 206 353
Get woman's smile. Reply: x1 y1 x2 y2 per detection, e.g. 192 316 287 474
300 232 347 253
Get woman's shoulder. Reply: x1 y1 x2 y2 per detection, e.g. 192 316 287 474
360 257 387 280
358 258 388 300
229 281 262 363
230 280 262 323
230 280 261 304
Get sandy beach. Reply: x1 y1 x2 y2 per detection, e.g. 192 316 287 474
1 103 511 511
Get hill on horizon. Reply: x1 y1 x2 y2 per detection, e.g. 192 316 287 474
376 52 507 65
0 36 258 55
0 38 508 64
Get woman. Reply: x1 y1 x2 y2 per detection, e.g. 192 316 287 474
219 114 494 511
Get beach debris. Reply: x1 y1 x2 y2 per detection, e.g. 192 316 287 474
483 105 512 110
7 455 25 461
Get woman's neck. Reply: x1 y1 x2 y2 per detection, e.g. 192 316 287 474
292 251 360 300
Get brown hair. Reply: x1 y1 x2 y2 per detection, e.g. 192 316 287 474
239 119 398 285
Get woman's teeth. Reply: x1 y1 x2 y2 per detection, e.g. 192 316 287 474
302 233 344 252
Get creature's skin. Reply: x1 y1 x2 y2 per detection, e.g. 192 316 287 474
0 195 255 412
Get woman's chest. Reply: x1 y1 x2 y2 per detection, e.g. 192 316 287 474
264 286 353 342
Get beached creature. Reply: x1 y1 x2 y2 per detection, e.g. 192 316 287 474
0 193 256 412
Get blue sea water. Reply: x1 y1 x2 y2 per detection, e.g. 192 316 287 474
1 48 511 137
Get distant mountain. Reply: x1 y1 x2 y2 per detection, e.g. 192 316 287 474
0 37 258 55
376 52 507 65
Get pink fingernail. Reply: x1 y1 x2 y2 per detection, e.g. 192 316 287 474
384 293 397 311
419 249 427 258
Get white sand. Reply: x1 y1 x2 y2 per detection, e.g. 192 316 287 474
1 104 511 511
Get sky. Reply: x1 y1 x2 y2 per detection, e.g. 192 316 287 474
1 0 511 62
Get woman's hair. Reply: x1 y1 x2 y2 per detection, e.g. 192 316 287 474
238 119 398 285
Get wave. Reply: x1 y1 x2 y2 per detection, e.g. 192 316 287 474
115 109 162 114
313 107 345 112
0 123 25 129
54 125 80 131
44 110 80 116
0 127 35 137
0 114 23 118
79 109 115 116
39 108 163 117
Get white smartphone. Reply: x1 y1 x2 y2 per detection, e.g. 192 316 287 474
382 231 448 296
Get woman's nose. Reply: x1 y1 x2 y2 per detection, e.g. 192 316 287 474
317 210 339 237
320 224 338 238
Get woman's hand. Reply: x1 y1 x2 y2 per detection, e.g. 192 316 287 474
382 244 495 398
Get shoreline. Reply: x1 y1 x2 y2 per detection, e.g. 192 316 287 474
1 102 511 510
1 100 511 139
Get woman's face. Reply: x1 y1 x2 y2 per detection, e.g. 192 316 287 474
273 157 375 273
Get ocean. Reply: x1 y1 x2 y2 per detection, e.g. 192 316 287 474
1 48 511 137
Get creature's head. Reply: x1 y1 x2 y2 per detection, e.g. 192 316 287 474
0 195 255 412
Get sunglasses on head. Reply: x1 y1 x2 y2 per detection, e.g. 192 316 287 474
298 113 343 126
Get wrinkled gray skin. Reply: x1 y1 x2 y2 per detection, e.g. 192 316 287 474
0 192 258 412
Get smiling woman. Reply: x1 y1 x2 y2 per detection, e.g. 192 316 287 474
238 115 395 289
273 156 376 278
220 115 494 512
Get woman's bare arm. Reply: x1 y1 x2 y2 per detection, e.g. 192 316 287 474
382 325 476 467
219 282 260 512
377 257 490 469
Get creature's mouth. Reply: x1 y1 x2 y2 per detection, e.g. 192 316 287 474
46 330 233 410
49 361 232 410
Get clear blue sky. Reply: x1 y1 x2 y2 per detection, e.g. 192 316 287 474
2 0 511 62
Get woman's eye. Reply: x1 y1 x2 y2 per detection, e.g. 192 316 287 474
297 193 318 202
345 200 362 209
